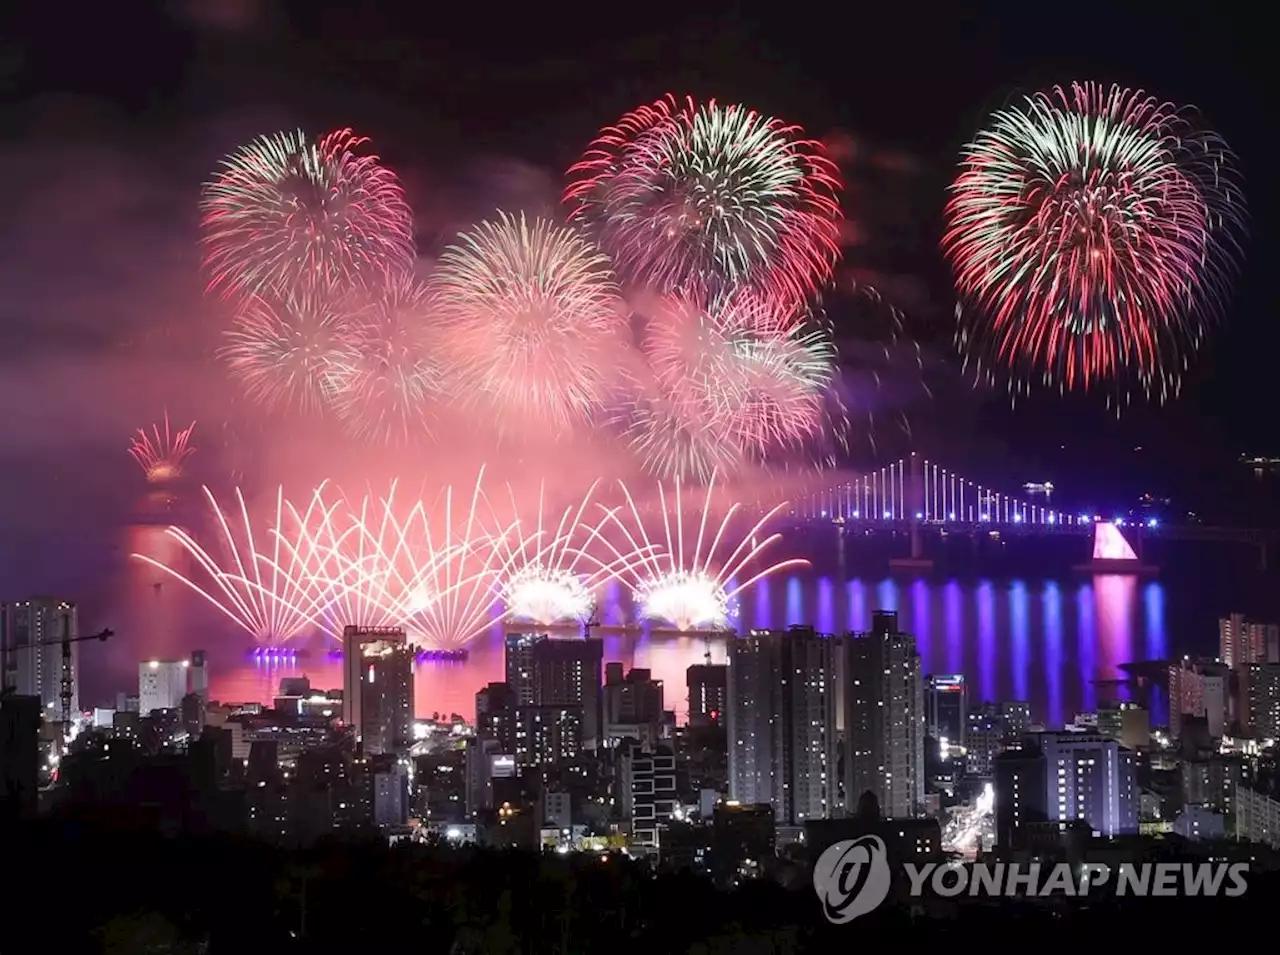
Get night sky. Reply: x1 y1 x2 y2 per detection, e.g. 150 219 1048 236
0 0 1273 588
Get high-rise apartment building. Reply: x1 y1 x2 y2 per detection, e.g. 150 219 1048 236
0 598 78 719
139 659 189 716
727 626 837 825
513 705 583 769
1220 613 1279 668
1169 658 1228 738
925 674 966 757
1243 663 1280 740
342 626 414 756
1097 702 1150 750
687 663 727 727
503 634 603 745
190 650 209 701
844 611 925 818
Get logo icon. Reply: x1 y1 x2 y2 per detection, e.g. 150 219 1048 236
812 835 892 923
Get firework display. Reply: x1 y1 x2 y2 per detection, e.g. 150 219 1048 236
129 414 196 484
220 289 356 414
638 290 839 477
326 274 443 443
430 213 628 433
606 473 810 631
564 95 842 303
200 129 415 300
943 83 1246 403
132 472 806 642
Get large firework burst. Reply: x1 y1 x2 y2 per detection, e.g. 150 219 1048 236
627 290 840 481
200 128 415 299
564 95 842 302
327 274 442 443
220 288 355 414
430 213 628 433
943 82 1246 406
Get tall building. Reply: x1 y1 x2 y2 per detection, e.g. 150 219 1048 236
687 663 727 727
342 626 414 756
1244 664 1280 740
925 674 966 757
844 611 925 818
0 598 78 719
503 634 603 744
1169 658 1228 738
727 626 837 825
532 639 603 745
1039 732 1138 837
475 681 516 752
1220 613 1279 668
139 659 189 716
513 705 583 769
190 650 209 701
504 633 543 705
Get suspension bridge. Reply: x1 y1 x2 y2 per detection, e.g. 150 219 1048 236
783 452 1278 570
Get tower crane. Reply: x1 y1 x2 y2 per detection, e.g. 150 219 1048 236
1 627 113 728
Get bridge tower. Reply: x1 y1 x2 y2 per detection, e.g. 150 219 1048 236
889 452 934 573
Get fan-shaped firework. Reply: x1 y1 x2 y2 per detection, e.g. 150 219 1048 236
131 486 334 643
629 290 840 480
220 289 355 413
200 128 415 299
565 94 842 301
129 414 196 484
619 389 744 486
327 275 442 443
605 473 808 631
943 82 1246 405
431 213 628 433
494 480 653 627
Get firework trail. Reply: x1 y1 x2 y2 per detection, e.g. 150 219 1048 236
129 414 196 484
220 288 356 414
131 486 336 643
430 213 628 434
200 128 416 299
493 480 655 627
326 274 443 443
943 82 1246 407
605 473 809 631
627 290 841 481
565 94 842 302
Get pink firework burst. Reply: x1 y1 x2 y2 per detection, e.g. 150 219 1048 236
128 414 196 484
220 287 357 414
200 128 416 300
564 94 843 302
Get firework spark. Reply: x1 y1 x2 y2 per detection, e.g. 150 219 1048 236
627 290 840 481
327 274 443 443
943 82 1246 406
494 480 654 627
200 128 415 299
129 414 196 484
431 213 628 434
131 486 335 643
565 94 842 302
605 473 808 631
220 288 356 413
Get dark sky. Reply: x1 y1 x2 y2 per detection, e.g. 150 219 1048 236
0 0 1273 535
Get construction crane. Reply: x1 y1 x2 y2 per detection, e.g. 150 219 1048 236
1 627 113 728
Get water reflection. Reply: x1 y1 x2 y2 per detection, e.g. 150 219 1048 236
206 572 1167 730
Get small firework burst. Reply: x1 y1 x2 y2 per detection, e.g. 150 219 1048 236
128 414 196 484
